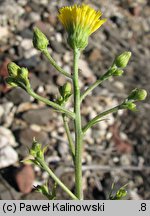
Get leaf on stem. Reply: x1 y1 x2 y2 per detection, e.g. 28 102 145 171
109 183 128 200
82 118 109 133
34 182 57 200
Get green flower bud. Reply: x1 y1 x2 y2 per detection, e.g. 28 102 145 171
128 88 147 101
113 69 124 76
57 82 72 105
19 67 29 80
106 66 124 77
62 82 72 97
7 62 20 76
29 138 44 160
121 102 137 111
59 82 72 99
126 102 136 111
33 27 49 51
114 51 132 68
56 96 64 106
6 62 30 90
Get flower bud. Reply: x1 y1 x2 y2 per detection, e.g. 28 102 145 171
33 27 49 51
19 67 29 80
55 96 63 106
127 102 136 111
63 82 72 97
128 88 147 101
126 102 137 111
114 51 132 68
59 82 72 98
6 63 30 90
30 138 44 160
120 102 136 111
7 62 20 76
106 66 124 77
113 69 124 76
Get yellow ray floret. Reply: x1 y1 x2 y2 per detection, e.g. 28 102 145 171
58 4 106 49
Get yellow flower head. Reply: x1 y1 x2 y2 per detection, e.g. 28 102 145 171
58 4 106 49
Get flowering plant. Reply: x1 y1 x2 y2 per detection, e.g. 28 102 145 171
6 4 147 200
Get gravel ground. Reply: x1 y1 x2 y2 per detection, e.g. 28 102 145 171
0 0 150 200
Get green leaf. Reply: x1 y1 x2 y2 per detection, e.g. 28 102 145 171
35 182 57 200
5 77 18 87
109 183 128 200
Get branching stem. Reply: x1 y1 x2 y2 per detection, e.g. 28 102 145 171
37 158 78 200
83 105 120 133
27 88 75 119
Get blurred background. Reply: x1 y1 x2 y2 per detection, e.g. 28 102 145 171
0 0 150 200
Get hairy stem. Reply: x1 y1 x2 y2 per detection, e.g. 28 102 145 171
73 48 83 200
27 88 75 119
43 49 72 79
37 158 78 200
83 105 120 133
81 74 109 102
62 114 75 163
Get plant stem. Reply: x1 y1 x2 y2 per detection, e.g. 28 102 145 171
80 74 109 102
27 88 75 119
62 114 75 162
73 48 83 200
83 105 120 133
43 49 72 79
37 158 78 200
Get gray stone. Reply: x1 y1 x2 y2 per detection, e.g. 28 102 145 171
17 0 28 6
20 29 33 39
30 73 43 90
0 146 18 169
0 26 9 41
58 142 69 157
0 175 21 200
18 56 40 68
0 127 18 169
29 2 44 13
0 127 18 148
1 102 16 127
38 72 53 84
28 12 41 23
6 88 30 105
20 39 33 50
50 40 65 54
22 108 53 125
0 0 24 22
